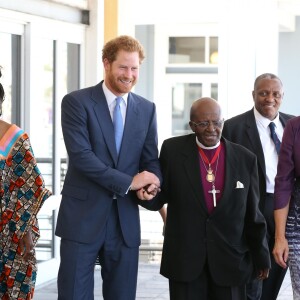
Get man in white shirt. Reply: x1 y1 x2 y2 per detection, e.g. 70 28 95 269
222 73 294 300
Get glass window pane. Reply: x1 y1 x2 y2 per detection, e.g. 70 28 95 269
30 38 53 189
209 37 218 64
0 33 12 122
172 83 202 136
32 40 80 262
60 42 80 189
67 43 80 93
30 38 54 262
0 33 21 124
211 83 218 100
169 37 205 63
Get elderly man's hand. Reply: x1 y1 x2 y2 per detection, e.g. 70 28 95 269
257 268 269 280
136 184 161 200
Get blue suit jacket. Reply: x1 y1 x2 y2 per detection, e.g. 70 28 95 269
55 81 162 247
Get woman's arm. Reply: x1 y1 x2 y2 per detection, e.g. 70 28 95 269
273 203 290 268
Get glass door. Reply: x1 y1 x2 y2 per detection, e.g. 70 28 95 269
29 38 81 263
0 32 22 125
168 74 218 136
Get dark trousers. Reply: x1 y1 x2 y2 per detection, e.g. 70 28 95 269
57 201 139 300
246 193 287 300
169 264 246 300
246 250 287 300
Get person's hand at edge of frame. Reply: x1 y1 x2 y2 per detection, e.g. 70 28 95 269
20 229 34 261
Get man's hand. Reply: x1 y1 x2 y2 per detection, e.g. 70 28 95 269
130 171 160 191
19 230 34 261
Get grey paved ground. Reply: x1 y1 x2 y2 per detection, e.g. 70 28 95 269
35 263 168 300
35 263 292 299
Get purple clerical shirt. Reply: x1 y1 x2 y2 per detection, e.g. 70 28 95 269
274 116 300 209
198 141 226 214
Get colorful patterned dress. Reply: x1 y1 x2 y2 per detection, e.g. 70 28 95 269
0 124 51 299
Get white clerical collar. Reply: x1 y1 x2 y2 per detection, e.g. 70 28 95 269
196 137 220 150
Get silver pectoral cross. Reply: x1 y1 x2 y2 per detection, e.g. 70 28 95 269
208 185 220 207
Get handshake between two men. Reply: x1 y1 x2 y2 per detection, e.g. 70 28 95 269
130 171 161 201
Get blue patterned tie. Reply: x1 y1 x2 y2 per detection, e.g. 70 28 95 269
113 97 124 154
269 122 281 155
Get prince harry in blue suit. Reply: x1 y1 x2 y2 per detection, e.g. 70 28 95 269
55 35 162 300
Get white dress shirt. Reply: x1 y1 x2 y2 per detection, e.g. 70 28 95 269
102 82 128 125
254 107 284 193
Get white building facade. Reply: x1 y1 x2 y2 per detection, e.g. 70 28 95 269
0 0 300 285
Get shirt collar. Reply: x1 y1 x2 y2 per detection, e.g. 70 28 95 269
102 81 128 106
196 137 220 149
254 106 280 129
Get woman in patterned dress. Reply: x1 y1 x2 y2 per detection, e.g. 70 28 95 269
273 116 300 299
0 67 52 299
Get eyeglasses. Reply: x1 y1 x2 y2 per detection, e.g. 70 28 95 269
190 119 224 128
